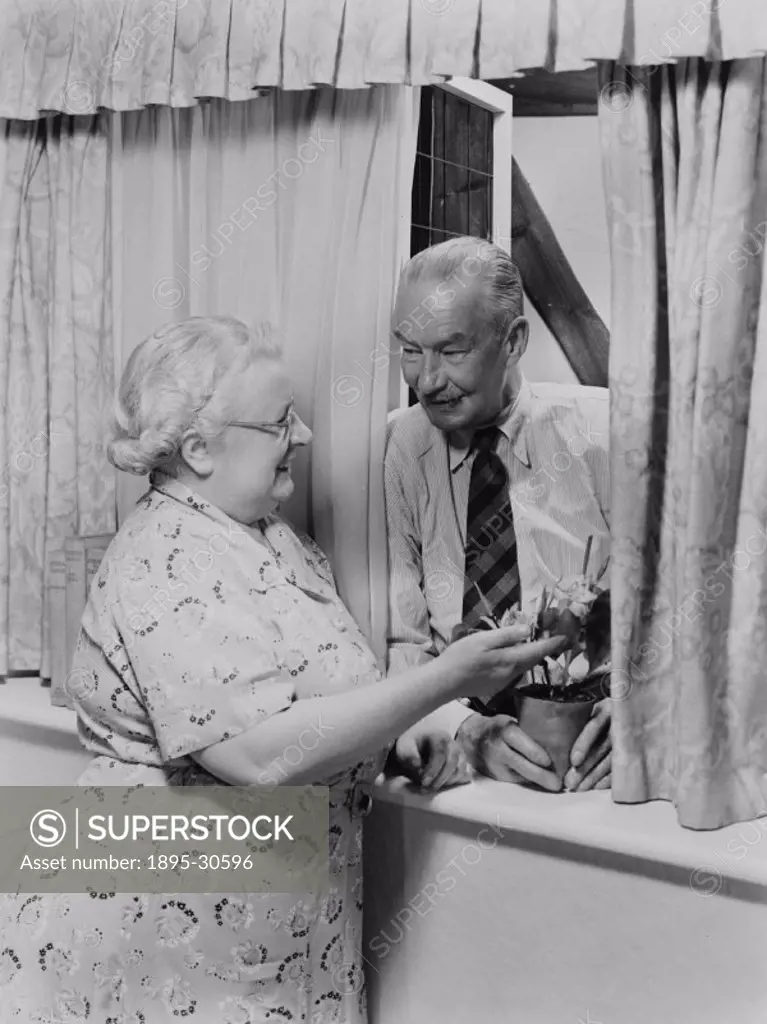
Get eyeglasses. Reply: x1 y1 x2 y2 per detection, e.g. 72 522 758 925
229 403 296 443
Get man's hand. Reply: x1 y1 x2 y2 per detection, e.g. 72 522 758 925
455 713 563 792
388 729 473 791
563 698 612 792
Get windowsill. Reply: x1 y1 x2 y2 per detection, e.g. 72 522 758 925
373 775 767 892
5 682 766 894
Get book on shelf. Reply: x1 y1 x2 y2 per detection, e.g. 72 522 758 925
51 532 114 708
45 546 68 705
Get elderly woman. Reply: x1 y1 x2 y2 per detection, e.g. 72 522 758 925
3 316 566 1023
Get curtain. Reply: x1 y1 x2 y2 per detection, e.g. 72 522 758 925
3 0 767 118
600 58 767 828
0 117 116 676
111 88 419 666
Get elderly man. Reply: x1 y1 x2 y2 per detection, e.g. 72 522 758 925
385 236 611 793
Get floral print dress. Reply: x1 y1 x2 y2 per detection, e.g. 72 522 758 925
0 474 387 1023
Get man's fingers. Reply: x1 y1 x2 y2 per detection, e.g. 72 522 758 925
479 738 562 791
567 747 612 792
452 760 474 785
501 723 553 768
570 702 611 768
426 741 461 790
498 751 562 791
523 765 563 792
432 747 473 790
419 736 448 788
573 753 612 793
398 749 423 783
580 734 612 778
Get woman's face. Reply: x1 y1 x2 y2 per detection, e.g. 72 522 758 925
209 358 312 523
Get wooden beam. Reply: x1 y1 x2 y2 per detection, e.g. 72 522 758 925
511 100 597 117
490 69 599 117
511 156 609 387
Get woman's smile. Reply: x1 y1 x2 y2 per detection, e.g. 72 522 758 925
275 453 294 476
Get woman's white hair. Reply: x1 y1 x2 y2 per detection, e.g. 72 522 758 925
399 236 524 341
109 316 281 476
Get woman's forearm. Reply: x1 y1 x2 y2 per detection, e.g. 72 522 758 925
388 652 475 739
191 658 462 786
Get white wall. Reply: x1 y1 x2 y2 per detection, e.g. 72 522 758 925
511 117 610 385
365 784 767 1024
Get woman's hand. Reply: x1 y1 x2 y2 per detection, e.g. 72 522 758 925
441 624 572 701
388 728 473 791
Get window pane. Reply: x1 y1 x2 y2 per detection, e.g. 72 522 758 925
410 88 495 274
468 172 491 239
429 229 453 247
431 159 445 232
417 87 433 155
468 104 492 173
444 93 469 166
432 89 444 164
411 225 431 256
411 154 431 230
444 161 469 237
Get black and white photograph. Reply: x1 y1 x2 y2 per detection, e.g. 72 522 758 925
0 1 765 1021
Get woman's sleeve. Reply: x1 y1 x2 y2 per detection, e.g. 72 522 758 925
110 535 296 762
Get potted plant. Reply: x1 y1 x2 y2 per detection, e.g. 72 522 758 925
454 537 611 786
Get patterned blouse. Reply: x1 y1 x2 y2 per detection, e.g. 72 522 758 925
0 473 387 1023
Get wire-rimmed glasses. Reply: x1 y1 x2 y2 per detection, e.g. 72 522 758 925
229 402 296 444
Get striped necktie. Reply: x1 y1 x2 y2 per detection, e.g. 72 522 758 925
461 426 520 629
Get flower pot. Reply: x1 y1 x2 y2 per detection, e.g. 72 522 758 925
516 687 597 785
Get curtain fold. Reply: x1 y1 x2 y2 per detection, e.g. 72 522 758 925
600 58 767 828
112 87 418 665
3 0 767 118
0 116 117 675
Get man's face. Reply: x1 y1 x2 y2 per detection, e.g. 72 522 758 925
392 274 516 432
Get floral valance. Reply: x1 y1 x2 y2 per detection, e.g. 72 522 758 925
2 0 767 119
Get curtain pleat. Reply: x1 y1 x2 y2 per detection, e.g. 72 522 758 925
600 58 767 828
0 116 117 674
3 0 767 118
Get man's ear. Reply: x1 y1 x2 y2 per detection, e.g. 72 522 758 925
179 432 214 478
503 316 529 362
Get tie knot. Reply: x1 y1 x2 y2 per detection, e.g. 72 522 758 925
472 426 500 453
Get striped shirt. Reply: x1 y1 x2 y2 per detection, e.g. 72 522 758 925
384 378 610 674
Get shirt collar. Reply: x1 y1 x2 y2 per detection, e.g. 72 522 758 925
148 471 334 599
447 378 532 472
149 471 232 527
148 471 276 542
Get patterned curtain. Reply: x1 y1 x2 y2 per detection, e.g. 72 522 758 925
0 87 416 681
2 0 767 118
0 116 117 675
600 59 767 828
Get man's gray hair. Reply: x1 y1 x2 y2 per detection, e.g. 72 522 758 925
399 236 524 341
109 315 281 476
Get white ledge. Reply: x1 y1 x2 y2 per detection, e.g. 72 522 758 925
373 776 767 893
